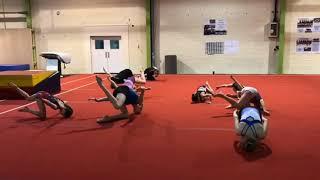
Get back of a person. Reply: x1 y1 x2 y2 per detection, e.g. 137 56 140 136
241 87 262 109
241 87 258 94
238 107 264 139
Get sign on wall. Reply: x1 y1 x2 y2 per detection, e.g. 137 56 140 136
296 38 320 53
297 18 320 33
206 40 239 55
204 19 227 35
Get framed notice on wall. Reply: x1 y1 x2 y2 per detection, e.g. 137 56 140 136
297 18 320 33
205 40 239 55
204 19 227 35
296 38 320 53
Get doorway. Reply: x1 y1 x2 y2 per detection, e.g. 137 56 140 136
91 36 128 73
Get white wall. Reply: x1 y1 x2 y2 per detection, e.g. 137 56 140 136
284 0 320 74
0 1 32 67
157 0 275 74
0 29 33 66
32 0 147 74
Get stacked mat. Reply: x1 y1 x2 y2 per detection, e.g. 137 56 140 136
0 64 30 71
0 70 61 99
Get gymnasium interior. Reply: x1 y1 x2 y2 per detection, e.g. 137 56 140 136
0 0 319 179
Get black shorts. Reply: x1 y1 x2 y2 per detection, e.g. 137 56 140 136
113 86 139 105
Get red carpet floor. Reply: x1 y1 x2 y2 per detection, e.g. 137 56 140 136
0 74 319 180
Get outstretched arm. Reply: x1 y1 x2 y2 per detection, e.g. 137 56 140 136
88 97 110 102
103 67 112 77
260 99 271 116
261 117 268 139
205 81 214 94
226 94 238 98
215 83 233 89
233 110 241 135
134 68 146 84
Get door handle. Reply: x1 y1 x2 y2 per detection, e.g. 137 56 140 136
105 52 110 59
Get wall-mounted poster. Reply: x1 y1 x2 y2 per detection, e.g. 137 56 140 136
297 18 320 33
205 40 239 55
296 38 320 53
204 19 227 35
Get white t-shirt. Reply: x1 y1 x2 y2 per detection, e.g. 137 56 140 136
241 87 258 95
236 107 265 139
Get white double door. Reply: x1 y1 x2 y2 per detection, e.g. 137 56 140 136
91 36 128 73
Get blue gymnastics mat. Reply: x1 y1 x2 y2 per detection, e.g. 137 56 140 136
0 64 30 71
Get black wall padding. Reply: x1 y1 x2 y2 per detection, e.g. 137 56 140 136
165 55 177 74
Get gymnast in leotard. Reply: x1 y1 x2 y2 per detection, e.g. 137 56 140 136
8 82 73 120
89 75 148 123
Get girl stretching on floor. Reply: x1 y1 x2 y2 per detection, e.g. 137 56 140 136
191 81 214 104
8 82 73 120
103 67 150 91
233 106 268 152
89 75 147 123
214 86 270 116
213 88 269 151
109 68 146 85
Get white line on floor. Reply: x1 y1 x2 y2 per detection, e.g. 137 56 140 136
61 75 96 85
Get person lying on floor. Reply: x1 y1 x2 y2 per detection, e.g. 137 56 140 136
233 106 268 152
214 86 270 116
108 68 146 85
144 66 159 81
103 67 150 92
215 75 244 99
191 81 214 104
8 82 73 120
89 75 148 123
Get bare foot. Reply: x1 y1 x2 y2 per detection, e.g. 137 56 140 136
96 116 111 123
88 97 96 101
225 105 234 109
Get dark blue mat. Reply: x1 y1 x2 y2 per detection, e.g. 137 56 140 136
0 64 30 71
